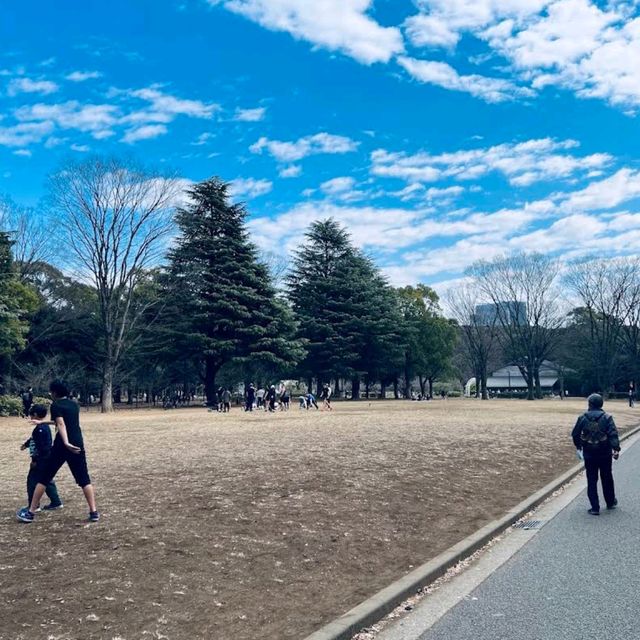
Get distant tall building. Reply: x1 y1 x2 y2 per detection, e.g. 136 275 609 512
474 301 527 326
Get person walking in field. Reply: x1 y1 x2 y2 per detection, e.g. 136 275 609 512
280 387 290 411
21 404 63 512
321 383 332 411
245 384 256 412
222 388 231 413
21 387 33 417
17 380 99 523
572 393 620 515
266 385 277 412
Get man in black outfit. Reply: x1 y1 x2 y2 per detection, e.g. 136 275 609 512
21 387 33 417
572 393 620 515
17 379 99 523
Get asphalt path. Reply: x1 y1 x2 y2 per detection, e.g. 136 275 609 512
415 439 640 640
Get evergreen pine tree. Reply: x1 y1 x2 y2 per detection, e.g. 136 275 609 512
164 177 302 404
287 219 402 397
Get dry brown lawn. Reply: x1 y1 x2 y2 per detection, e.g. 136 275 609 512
0 398 637 640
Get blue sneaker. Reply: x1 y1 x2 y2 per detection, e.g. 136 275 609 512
42 502 63 511
88 511 100 522
17 508 35 523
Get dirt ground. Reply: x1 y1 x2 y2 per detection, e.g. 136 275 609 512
0 398 637 640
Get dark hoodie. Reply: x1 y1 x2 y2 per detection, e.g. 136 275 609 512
572 409 620 457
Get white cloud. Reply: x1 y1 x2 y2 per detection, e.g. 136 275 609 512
250 132 359 162
229 177 273 199
12 149 32 157
559 168 640 211
210 0 404 64
122 124 168 143
126 85 218 119
7 77 59 96
234 107 266 121
320 176 357 195
15 101 119 139
405 0 640 108
65 70 102 82
192 132 215 146
398 56 534 103
0 121 55 147
70 143 90 152
279 165 302 178
371 138 611 186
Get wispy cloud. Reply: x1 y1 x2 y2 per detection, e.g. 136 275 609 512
229 177 273 199
7 77 59 96
371 138 611 186
234 106 266 121
250 132 359 162
210 0 404 64
65 70 102 82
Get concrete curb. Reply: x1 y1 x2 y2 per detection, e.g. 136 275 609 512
303 424 640 640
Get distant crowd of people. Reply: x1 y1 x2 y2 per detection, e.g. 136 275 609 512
241 383 333 412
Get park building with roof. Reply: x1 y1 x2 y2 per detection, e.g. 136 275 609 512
465 361 562 397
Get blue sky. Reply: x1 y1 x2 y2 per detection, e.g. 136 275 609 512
2 0 640 289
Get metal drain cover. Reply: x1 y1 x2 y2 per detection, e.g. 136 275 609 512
513 520 544 530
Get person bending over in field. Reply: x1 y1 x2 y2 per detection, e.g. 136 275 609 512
21 404 63 512
17 380 99 523
306 392 319 410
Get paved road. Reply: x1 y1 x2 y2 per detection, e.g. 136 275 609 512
416 439 640 640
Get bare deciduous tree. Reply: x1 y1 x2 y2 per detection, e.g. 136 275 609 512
469 252 564 400
446 284 499 400
49 157 181 412
0 197 52 279
567 257 640 396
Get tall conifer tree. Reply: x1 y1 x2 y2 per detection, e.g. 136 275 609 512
164 178 302 404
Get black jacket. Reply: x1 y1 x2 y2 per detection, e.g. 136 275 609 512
23 424 54 460
572 410 620 456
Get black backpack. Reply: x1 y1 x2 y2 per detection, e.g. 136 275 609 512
580 413 608 448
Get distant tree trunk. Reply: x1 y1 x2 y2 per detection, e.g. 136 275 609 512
204 356 219 406
428 378 434 399
418 375 426 397
101 367 114 413
526 369 535 400
334 378 341 398
365 377 370 399
403 365 411 399
127 386 133 405
481 371 489 400
351 377 361 400
380 381 387 399
317 377 323 397
393 378 399 399
307 376 313 394
534 367 543 399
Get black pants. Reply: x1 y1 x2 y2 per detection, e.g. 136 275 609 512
584 451 616 511
36 440 91 488
27 461 61 507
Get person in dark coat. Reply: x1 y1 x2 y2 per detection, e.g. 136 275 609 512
572 393 620 515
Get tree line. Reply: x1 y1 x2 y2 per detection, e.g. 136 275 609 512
1 157 457 412
448 253 640 401
2 157 638 412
